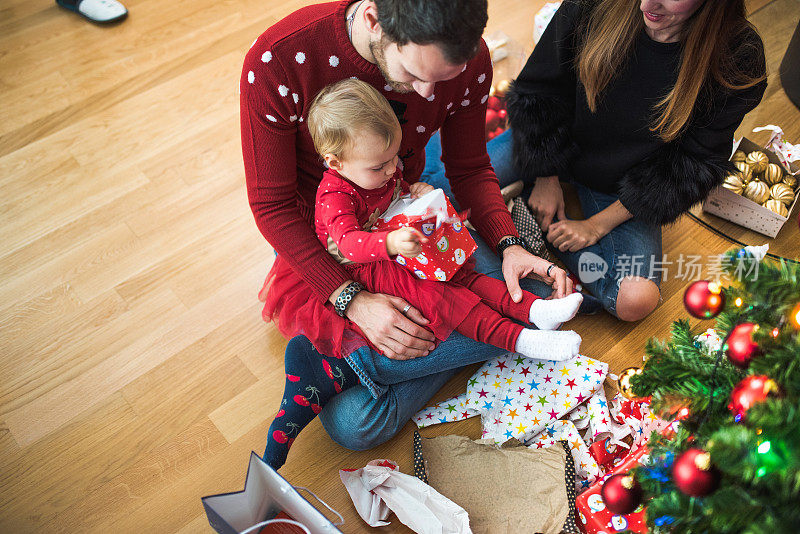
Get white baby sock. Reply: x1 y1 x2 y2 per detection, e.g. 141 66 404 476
514 329 582 361
528 292 584 330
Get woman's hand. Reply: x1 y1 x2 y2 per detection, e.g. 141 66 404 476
409 182 434 198
346 291 436 360
527 176 566 233
387 228 428 257
547 219 603 252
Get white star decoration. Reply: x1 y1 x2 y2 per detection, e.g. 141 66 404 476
329 55 339 67
261 51 272 63
278 85 289 97
247 71 254 84
295 52 305 64
478 73 486 83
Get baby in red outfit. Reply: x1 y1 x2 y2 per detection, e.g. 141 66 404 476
309 79 583 360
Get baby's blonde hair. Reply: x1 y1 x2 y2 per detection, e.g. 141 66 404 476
307 78 400 159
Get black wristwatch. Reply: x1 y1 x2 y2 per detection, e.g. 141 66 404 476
333 281 364 317
496 236 526 256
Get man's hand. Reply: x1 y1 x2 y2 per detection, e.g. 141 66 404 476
501 245 573 300
527 176 566 233
547 219 603 252
346 291 436 360
387 227 428 257
409 182 434 198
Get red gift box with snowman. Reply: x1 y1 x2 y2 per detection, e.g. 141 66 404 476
576 445 649 534
371 188 477 281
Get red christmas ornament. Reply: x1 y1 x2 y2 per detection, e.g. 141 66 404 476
726 323 761 368
672 448 720 497
485 109 500 131
600 473 643 515
487 95 503 111
728 375 780 422
683 280 725 319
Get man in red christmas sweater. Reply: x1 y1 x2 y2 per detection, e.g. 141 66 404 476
241 0 578 454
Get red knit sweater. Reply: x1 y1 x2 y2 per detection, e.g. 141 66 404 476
240 0 518 300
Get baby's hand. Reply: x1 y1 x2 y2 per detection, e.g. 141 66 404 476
409 182 434 199
387 227 428 257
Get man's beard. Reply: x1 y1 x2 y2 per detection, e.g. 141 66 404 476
369 38 414 93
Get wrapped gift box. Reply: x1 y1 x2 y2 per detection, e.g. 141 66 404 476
372 188 476 281
575 446 650 534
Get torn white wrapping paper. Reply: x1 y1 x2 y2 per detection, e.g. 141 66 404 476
339 459 472 534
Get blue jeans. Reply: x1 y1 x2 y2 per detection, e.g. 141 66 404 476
312 131 554 451
548 184 663 317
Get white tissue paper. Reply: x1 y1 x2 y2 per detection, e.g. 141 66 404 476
339 459 472 534
752 125 800 174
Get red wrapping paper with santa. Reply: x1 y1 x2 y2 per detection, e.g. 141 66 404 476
371 188 476 281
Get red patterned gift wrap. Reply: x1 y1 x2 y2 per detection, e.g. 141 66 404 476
576 446 649 534
372 189 477 281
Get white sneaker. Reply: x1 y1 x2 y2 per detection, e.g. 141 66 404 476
57 0 128 23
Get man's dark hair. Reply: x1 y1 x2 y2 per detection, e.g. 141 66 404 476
374 0 489 64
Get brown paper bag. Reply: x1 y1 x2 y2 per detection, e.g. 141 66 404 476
421 435 569 534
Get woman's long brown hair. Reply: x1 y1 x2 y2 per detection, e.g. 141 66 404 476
577 0 766 142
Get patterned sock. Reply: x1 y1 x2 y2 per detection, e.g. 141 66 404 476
514 329 582 360
528 292 584 330
263 347 359 470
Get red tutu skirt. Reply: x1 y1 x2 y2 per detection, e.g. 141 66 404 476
259 255 483 359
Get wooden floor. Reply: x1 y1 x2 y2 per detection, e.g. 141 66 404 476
1 1 798 532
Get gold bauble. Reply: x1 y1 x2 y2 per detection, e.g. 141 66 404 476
730 150 746 164
744 180 769 204
722 174 744 195
783 175 797 190
770 183 795 205
763 199 789 217
734 161 753 183
746 151 769 174
494 78 511 98
617 367 643 400
762 163 784 185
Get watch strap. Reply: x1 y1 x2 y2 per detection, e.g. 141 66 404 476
496 236 526 256
334 281 364 317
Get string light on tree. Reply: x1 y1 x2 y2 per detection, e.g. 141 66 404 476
683 280 726 319
790 301 800 330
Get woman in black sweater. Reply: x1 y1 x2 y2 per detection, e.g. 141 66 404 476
505 0 767 320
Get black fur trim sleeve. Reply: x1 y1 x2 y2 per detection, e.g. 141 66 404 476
616 143 735 226
505 85 579 179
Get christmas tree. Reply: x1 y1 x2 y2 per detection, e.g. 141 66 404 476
630 247 800 533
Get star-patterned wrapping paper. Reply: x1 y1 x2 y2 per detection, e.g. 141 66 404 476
414 353 609 445
413 353 677 494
